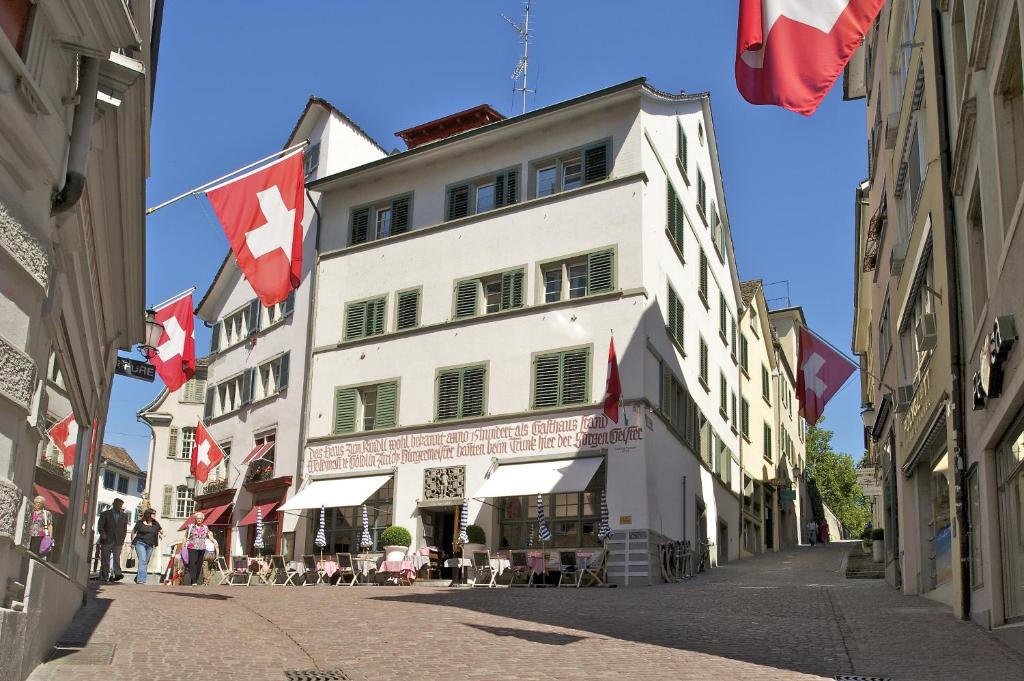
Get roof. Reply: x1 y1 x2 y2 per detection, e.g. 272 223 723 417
395 104 506 149
740 280 763 306
287 96 386 154
101 444 143 475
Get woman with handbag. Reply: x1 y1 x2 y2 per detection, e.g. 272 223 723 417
130 508 163 584
28 496 53 559
183 511 210 586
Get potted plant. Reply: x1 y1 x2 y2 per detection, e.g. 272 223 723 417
871 527 884 563
380 525 412 562
861 528 873 554
463 525 486 555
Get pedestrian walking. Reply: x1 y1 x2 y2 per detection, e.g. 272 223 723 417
183 512 211 586
201 533 219 585
820 519 831 544
806 519 819 547
27 496 53 558
97 498 129 581
130 508 164 584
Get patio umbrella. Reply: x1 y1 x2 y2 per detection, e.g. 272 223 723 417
536 494 551 543
359 504 372 552
253 506 265 551
597 490 611 540
315 505 327 559
458 499 469 545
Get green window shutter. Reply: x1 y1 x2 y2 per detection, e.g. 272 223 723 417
731 393 738 429
436 370 461 420
587 249 614 294
740 335 749 371
374 381 398 429
699 250 708 297
678 123 688 173
500 269 524 310
391 197 410 235
762 365 770 400
351 208 370 244
447 184 470 220
583 143 608 184
560 349 590 405
454 280 479 319
494 169 518 208
533 353 561 408
720 373 727 413
167 427 178 457
369 297 386 336
660 362 671 415
210 322 222 353
460 366 486 417
719 295 726 335
741 398 749 436
666 181 678 237
162 484 172 517
731 318 737 353
396 289 420 331
667 287 678 340
697 171 706 216
204 386 215 420
277 352 289 393
334 387 358 434
710 201 719 244
344 302 367 340
699 338 708 384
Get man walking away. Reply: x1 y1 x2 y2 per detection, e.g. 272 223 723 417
806 519 818 547
97 498 129 581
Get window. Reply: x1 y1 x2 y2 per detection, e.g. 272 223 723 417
740 397 750 438
537 165 557 197
562 159 582 190
879 297 892 368
730 317 737 359
968 465 983 587
180 426 195 459
103 470 116 490
667 285 684 350
750 306 760 338
334 381 399 433
181 368 208 403
731 391 738 431
436 366 486 420
531 141 608 198
995 10 1024 232
899 262 936 381
312 479 394 553
215 304 252 351
951 1 968 103
677 121 689 181
699 249 709 303
533 347 590 409
304 142 320 178
245 430 276 484
710 201 721 252
1 1 31 55
699 337 709 389
740 335 749 373
966 182 989 326
499 463 606 549
719 293 728 340
350 195 411 244
697 169 707 220
454 268 524 318
903 121 927 225
539 250 615 304
666 181 686 255
659 361 700 452
175 485 195 519
254 353 290 401
47 352 64 388
344 297 386 340
211 371 252 417
764 423 773 461
719 372 728 415
762 365 771 403
395 288 421 331
116 475 129 494
447 169 518 220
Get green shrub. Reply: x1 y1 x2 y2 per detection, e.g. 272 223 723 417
380 525 412 547
871 528 884 541
861 527 872 541
466 524 486 544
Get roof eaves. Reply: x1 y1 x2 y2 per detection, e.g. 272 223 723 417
287 96 387 154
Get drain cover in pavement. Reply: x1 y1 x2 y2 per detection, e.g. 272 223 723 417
45 642 115 665
284 671 350 681
834 676 891 681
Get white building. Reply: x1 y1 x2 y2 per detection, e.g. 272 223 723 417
295 79 744 582
0 3 155 679
92 444 144 566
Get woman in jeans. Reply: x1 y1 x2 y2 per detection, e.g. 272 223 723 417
130 508 163 584
184 512 210 586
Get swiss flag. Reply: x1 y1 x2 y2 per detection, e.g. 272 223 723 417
603 337 623 424
47 412 78 468
190 421 224 484
736 0 885 115
206 151 305 307
147 291 196 392
797 327 857 426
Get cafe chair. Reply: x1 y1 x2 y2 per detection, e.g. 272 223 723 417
580 548 606 586
214 556 232 586
508 550 534 587
301 554 324 586
471 550 497 588
269 554 300 586
334 552 358 586
229 556 251 586
557 551 581 587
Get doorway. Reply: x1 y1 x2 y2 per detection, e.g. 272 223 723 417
423 508 457 565
718 520 729 564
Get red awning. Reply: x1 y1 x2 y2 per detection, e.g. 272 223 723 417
32 483 69 515
177 503 232 531
241 441 274 466
238 502 278 526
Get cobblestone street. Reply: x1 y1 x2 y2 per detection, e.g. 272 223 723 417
29 543 1024 681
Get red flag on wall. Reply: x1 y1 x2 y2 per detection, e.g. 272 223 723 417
797 327 857 426
604 337 623 424
736 0 885 115
47 412 78 468
190 421 225 484
146 290 196 392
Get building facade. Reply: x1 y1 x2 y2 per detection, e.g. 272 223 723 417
91 444 144 571
0 3 155 680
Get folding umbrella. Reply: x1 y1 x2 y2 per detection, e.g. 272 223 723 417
597 490 611 540
253 506 265 551
359 504 372 552
315 505 327 560
536 494 551 542
458 499 469 544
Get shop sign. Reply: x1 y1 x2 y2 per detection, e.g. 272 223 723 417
973 315 1017 410
619 515 633 525
114 356 155 382
780 490 797 501
305 412 644 475
856 466 882 496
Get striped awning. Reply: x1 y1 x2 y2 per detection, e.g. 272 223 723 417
32 483 69 515
241 441 274 465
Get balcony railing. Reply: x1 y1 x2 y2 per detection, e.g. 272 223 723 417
37 457 69 480
244 460 275 485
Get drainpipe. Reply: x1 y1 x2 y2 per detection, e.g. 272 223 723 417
931 6 970 621
52 55 101 215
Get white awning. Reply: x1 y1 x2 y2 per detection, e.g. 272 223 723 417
475 457 603 498
279 474 392 511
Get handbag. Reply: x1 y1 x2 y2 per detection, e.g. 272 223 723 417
39 535 54 555
126 548 136 569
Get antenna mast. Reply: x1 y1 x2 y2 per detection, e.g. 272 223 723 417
503 0 534 114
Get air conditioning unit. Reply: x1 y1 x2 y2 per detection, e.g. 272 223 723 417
885 113 900 149
894 384 915 413
915 313 938 352
891 241 909 276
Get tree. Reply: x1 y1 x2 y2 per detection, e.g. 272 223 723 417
805 420 872 536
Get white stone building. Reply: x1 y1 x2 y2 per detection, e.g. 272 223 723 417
0 2 155 680
91 444 144 567
294 79 744 582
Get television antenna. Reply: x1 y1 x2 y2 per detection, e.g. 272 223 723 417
502 0 535 114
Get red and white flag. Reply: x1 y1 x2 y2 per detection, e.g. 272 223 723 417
736 0 885 115
206 150 305 306
190 421 225 484
47 412 78 468
797 327 857 426
604 337 623 424
147 290 196 392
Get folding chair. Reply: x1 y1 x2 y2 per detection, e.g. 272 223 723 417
508 550 534 587
557 551 580 587
229 556 251 586
580 548 606 586
471 550 497 588
334 552 358 586
269 554 300 585
214 556 232 586
301 554 324 586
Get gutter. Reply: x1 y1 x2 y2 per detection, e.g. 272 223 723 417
52 55 101 215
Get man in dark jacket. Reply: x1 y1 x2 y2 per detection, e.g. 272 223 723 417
97 498 129 581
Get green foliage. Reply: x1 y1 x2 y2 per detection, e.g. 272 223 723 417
380 525 412 547
871 528 884 541
806 420 872 536
466 524 486 544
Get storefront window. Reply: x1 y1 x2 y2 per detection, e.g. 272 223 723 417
498 462 605 549
309 479 394 553
998 421 1024 621
968 466 983 588
931 453 953 587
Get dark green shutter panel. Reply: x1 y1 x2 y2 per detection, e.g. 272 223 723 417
667 287 678 342
210 322 222 353
391 197 410 234
461 366 486 417
277 352 289 393
448 185 469 220
660 363 671 415
500 269 524 310
561 350 589 405
436 370 461 420
396 290 419 330
247 299 261 336
242 368 255 405
699 250 708 296
374 381 398 429
351 208 370 244
666 182 677 240
494 169 518 208
583 144 607 184
162 484 173 517
700 340 708 383
282 291 295 316
204 387 215 420
678 123 688 172
370 298 386 336
334 387 358 434
720 295 727 335
167 426 179 457
731 318 737 352
454 280 478 319
533 354 560 408
494 174 506 209
344 302 367 340
587 250 614 294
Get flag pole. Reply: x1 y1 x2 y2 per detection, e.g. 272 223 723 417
146 140 308 216
148 286 196 311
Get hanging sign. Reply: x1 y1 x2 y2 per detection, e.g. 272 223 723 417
114 356 156 382
973 315 1017 410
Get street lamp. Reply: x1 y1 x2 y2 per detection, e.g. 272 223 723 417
139 309 164 358
185 474 197 492
860 402 876 430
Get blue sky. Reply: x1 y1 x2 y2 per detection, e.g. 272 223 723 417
107 0 868 468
